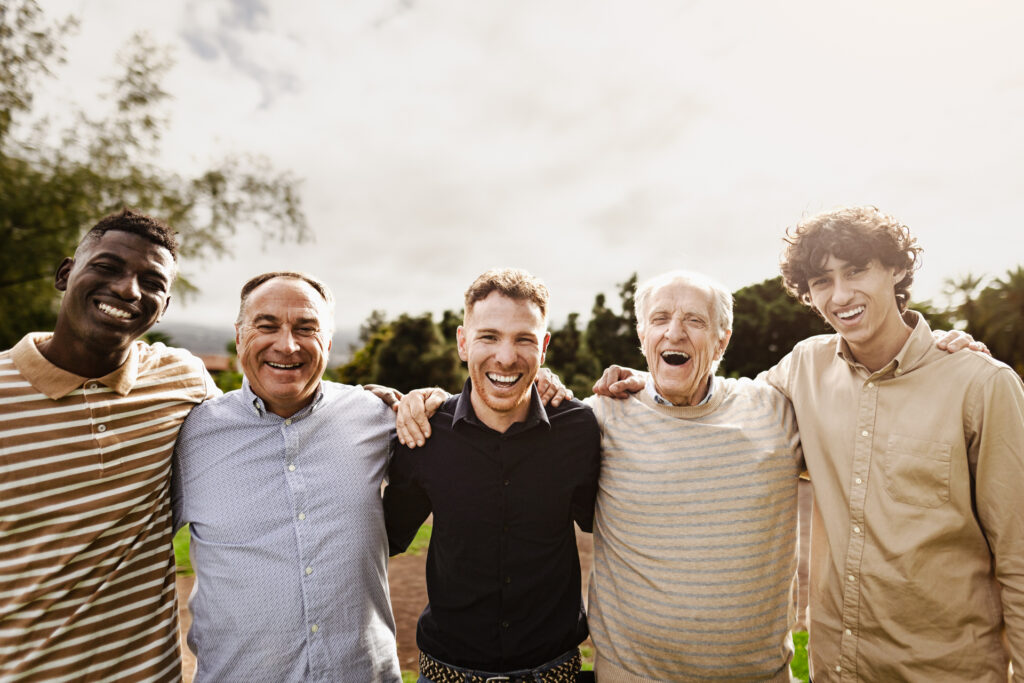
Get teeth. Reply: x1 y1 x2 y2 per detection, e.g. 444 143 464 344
487 372 520 384
267 361 301 369
836 306 865 320
98 302 132 319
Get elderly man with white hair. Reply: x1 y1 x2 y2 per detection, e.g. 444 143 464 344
394 269 803 682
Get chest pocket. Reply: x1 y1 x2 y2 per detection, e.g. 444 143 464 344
882 434 952 508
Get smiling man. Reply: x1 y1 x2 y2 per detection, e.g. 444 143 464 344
382 268 601 682
171 272 402 681
765 207 1024 681
0 209 217 680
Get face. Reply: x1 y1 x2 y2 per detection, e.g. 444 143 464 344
638 282 730 406
54 230 175 355
806 255 907 359
235 278 332 418
457 292 550 428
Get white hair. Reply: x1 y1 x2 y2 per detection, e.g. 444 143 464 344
634 270 733 340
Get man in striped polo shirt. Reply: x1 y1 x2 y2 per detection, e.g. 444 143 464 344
1 210 217 681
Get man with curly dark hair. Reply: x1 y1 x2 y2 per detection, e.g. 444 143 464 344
767 206 1024 682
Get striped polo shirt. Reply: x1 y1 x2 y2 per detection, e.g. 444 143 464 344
587 375 802 682
1 333 216 682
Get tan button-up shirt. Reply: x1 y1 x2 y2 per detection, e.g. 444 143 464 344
764 312 1024 682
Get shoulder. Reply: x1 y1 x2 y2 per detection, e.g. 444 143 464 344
720 375 788 404
319 381 396 427
180 388 245 431
546 396 598 427
133 340 212 389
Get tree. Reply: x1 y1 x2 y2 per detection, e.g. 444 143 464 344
722 277 830 378
954 267 1024 376
0 1 309 347
585 274 645 372
546 312 601 398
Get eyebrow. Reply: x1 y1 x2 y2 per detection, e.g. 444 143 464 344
90 251 171 283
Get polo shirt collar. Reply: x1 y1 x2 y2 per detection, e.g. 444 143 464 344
11 332 141 399
452 378 550 432
835 309 932 375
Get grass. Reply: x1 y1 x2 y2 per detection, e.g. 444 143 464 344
173 525 193 575
402 524 432 556
792 630 810 681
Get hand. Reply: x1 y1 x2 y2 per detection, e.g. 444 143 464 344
591 365 646 398
535 368 574 407
935 329 992 357
396 387 449 448
363 384 404 412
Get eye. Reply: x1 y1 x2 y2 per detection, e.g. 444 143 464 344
296 327 318 336
142 279 167 292
810 277 828 289
256 324 277 332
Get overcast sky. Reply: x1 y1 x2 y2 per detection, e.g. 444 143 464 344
37 0 1024 333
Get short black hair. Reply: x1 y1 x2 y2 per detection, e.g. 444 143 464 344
79 208 179 261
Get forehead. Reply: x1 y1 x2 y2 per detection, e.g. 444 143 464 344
243 278 330 323
79 230 175 273
645 282 713 317
465 292 545 330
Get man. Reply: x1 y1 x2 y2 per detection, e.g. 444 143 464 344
765 206 1024 681
382 268 601 682
171 272 402 681
595 206 1023 681
0 209 217 680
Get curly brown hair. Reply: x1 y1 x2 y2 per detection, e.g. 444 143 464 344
780 206 922 313
464 268 549 321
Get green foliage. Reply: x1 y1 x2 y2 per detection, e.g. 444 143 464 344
401 524 433 557
951 266 1024 376
722 277 829 378
791 630 809 681
173 525 192 575
584 273 646 373
546 312 601 398
0 0 309 348
337 312 465 393
214 370 244 393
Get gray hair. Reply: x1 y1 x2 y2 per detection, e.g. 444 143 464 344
634 270 733 340
235 271 336 335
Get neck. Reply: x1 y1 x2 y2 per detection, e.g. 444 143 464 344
848 313 914 372
469 390 532 433
37 332 131 378
656 374 712 407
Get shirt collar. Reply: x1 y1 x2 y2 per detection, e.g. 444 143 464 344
834 310 932 376
241 375 325 420
452 378 551 432
11 332 141 399
647 374 716 407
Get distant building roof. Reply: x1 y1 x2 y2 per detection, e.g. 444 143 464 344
198 354 234 373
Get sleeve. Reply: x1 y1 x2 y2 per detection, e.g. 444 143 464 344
170 416 192 534
382 438 434 556
571 413 602 533
758 351 796 402
971 368 1024 679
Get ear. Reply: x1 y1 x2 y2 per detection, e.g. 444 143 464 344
157 295 172 322
456 326 468 362
539 331 551 365
54 258 75 292
715 329 733 360
235 325 242 349
892 267 907 284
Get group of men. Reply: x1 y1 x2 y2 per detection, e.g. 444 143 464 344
1 205 1021 682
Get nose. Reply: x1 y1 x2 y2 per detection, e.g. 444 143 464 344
832 278 854 305
272 328 301 354
494 340 516 366
666 317 688 341
110 274 141 302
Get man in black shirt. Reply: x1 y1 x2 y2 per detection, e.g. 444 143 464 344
384 268 601 682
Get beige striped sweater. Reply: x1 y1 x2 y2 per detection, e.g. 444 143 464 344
586 375 801 682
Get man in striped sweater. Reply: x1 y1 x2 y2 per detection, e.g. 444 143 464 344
0 210 217 681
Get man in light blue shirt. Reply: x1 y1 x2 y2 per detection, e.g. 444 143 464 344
172 271 402 682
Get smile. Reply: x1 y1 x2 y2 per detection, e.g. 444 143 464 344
266 361 302 369
835 305 865 320
97 302 135 320
486 372 522 388
661 351 690 366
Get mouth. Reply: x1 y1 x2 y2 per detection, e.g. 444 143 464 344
486 371 522 388
660 351 691 366
266 361 303 370
96 301 137 321
834 305 865 323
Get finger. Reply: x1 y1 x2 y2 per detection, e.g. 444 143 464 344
539 381 557 406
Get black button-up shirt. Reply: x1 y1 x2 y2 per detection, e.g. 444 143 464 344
383 380 601 671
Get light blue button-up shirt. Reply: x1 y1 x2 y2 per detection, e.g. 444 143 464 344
172 378 401 682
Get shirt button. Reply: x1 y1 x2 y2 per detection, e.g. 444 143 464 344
87 382 99 389
305 566 313 575
895 368 903 375
845 628 853 635
97 424 106 432
848 574 856 582
503 480 510 487
288 464 296 471
298 513 306 520
855 477 863 485
853 526 861 534
505 576 511 584
861 430 869 437
311 624 319 633
501 621 509 629
867 381 874 388
835 665 842 673
285 418 292 426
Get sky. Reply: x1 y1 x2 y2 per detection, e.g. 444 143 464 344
35 0 1024 336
